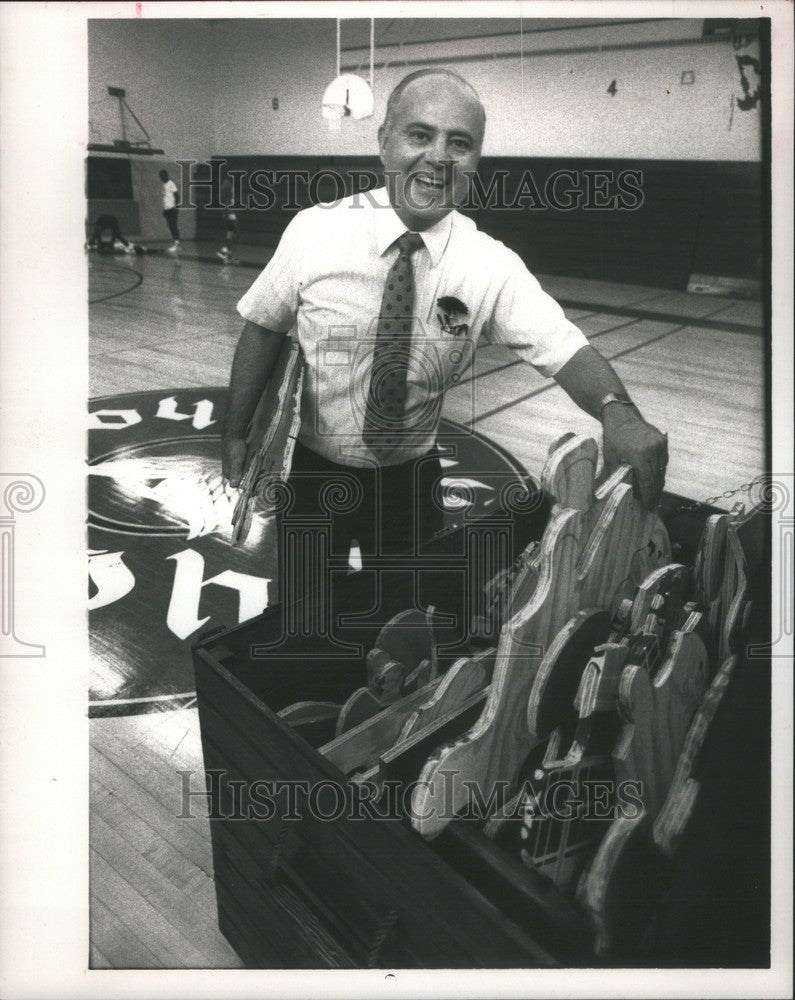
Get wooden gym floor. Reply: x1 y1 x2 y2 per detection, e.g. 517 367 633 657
88 240 766 968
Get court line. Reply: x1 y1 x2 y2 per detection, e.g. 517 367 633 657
89 691 196 707
90 328 242 361
89 264 144 305
469 306 735 425
451 313 653 390
556 296 761 336
171 248 763 335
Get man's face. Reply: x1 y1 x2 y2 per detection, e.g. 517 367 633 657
379 77 484 231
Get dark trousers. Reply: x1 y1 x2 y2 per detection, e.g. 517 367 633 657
281 440 446 564
163 207 180 241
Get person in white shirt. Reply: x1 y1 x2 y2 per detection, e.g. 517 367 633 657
159 169 181 253
223 69 668 562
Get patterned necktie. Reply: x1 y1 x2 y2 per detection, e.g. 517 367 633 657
363 231 425 461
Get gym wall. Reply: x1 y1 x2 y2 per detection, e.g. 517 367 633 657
208 18 761 161
88 19 215 240
86 17 765 289
86 153 195 241
202 16 763 290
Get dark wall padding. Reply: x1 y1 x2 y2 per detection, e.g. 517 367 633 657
196 156 763 291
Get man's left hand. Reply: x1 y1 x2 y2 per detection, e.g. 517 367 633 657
602 405 668 509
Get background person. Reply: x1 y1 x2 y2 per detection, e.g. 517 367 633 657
86 213 136 254
216 176 238 264
159 169 181 253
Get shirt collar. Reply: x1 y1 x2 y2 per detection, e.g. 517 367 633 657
371 186 453 268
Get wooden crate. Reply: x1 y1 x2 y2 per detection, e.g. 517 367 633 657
193 493 724 968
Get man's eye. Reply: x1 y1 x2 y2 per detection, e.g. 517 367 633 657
409 130 430 142
450 138 471 151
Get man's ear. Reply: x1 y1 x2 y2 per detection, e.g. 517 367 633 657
377 124 388 164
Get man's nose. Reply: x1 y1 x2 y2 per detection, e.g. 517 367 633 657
423 136 449 168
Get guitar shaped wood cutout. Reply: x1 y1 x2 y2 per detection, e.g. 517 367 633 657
613 629 710 815
471 542 539 641
372 606 440 684
411 434 671 839
718 505 764 666
278 700 342 746
509 610 613 888
513 614 667 890
513 612 684 892
577 508 764 949
692 503 764 670
397 647 493 742
653 653 738 855
321 677 444 775
628 563 690 634
365 648 429 704
515 626 659 887
335 686 385 737
334 606 440 736
487 577 706 895
483 636 626 853
575 643 633 723
578 626 710 953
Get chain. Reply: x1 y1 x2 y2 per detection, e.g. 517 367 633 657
677 474 766 513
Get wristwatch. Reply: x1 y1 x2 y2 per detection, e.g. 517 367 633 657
598 392 637 419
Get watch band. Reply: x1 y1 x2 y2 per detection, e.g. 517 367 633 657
599 392 636 418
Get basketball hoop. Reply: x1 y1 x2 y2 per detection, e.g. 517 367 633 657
321 19 374 125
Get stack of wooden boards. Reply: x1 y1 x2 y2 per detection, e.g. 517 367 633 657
274 432 764 958
231 337 304 545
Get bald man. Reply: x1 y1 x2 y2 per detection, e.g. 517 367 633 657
223 69 667 565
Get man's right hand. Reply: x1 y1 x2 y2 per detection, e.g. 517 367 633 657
222 435 248 488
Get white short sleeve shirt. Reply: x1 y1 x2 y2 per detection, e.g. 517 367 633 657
162 180 178 211
237 187 587 466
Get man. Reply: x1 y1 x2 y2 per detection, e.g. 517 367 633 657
159 169 181 253
222 69 667 564
86 213 136 254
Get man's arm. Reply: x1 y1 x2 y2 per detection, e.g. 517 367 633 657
221 320 287 486
553 344 668 508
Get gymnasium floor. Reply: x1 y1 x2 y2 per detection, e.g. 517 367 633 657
88 240 766 968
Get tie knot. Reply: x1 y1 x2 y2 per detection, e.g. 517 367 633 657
395 232 424 258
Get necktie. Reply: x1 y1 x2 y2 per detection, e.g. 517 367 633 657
363 231 425 461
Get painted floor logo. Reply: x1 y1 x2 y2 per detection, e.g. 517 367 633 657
88 388 530 716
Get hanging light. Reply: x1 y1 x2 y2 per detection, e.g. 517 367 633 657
322 18 375 128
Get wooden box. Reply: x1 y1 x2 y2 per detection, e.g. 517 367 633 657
193 494 728 969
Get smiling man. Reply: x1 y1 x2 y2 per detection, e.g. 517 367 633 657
222 68 667 564
379 69 485 230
